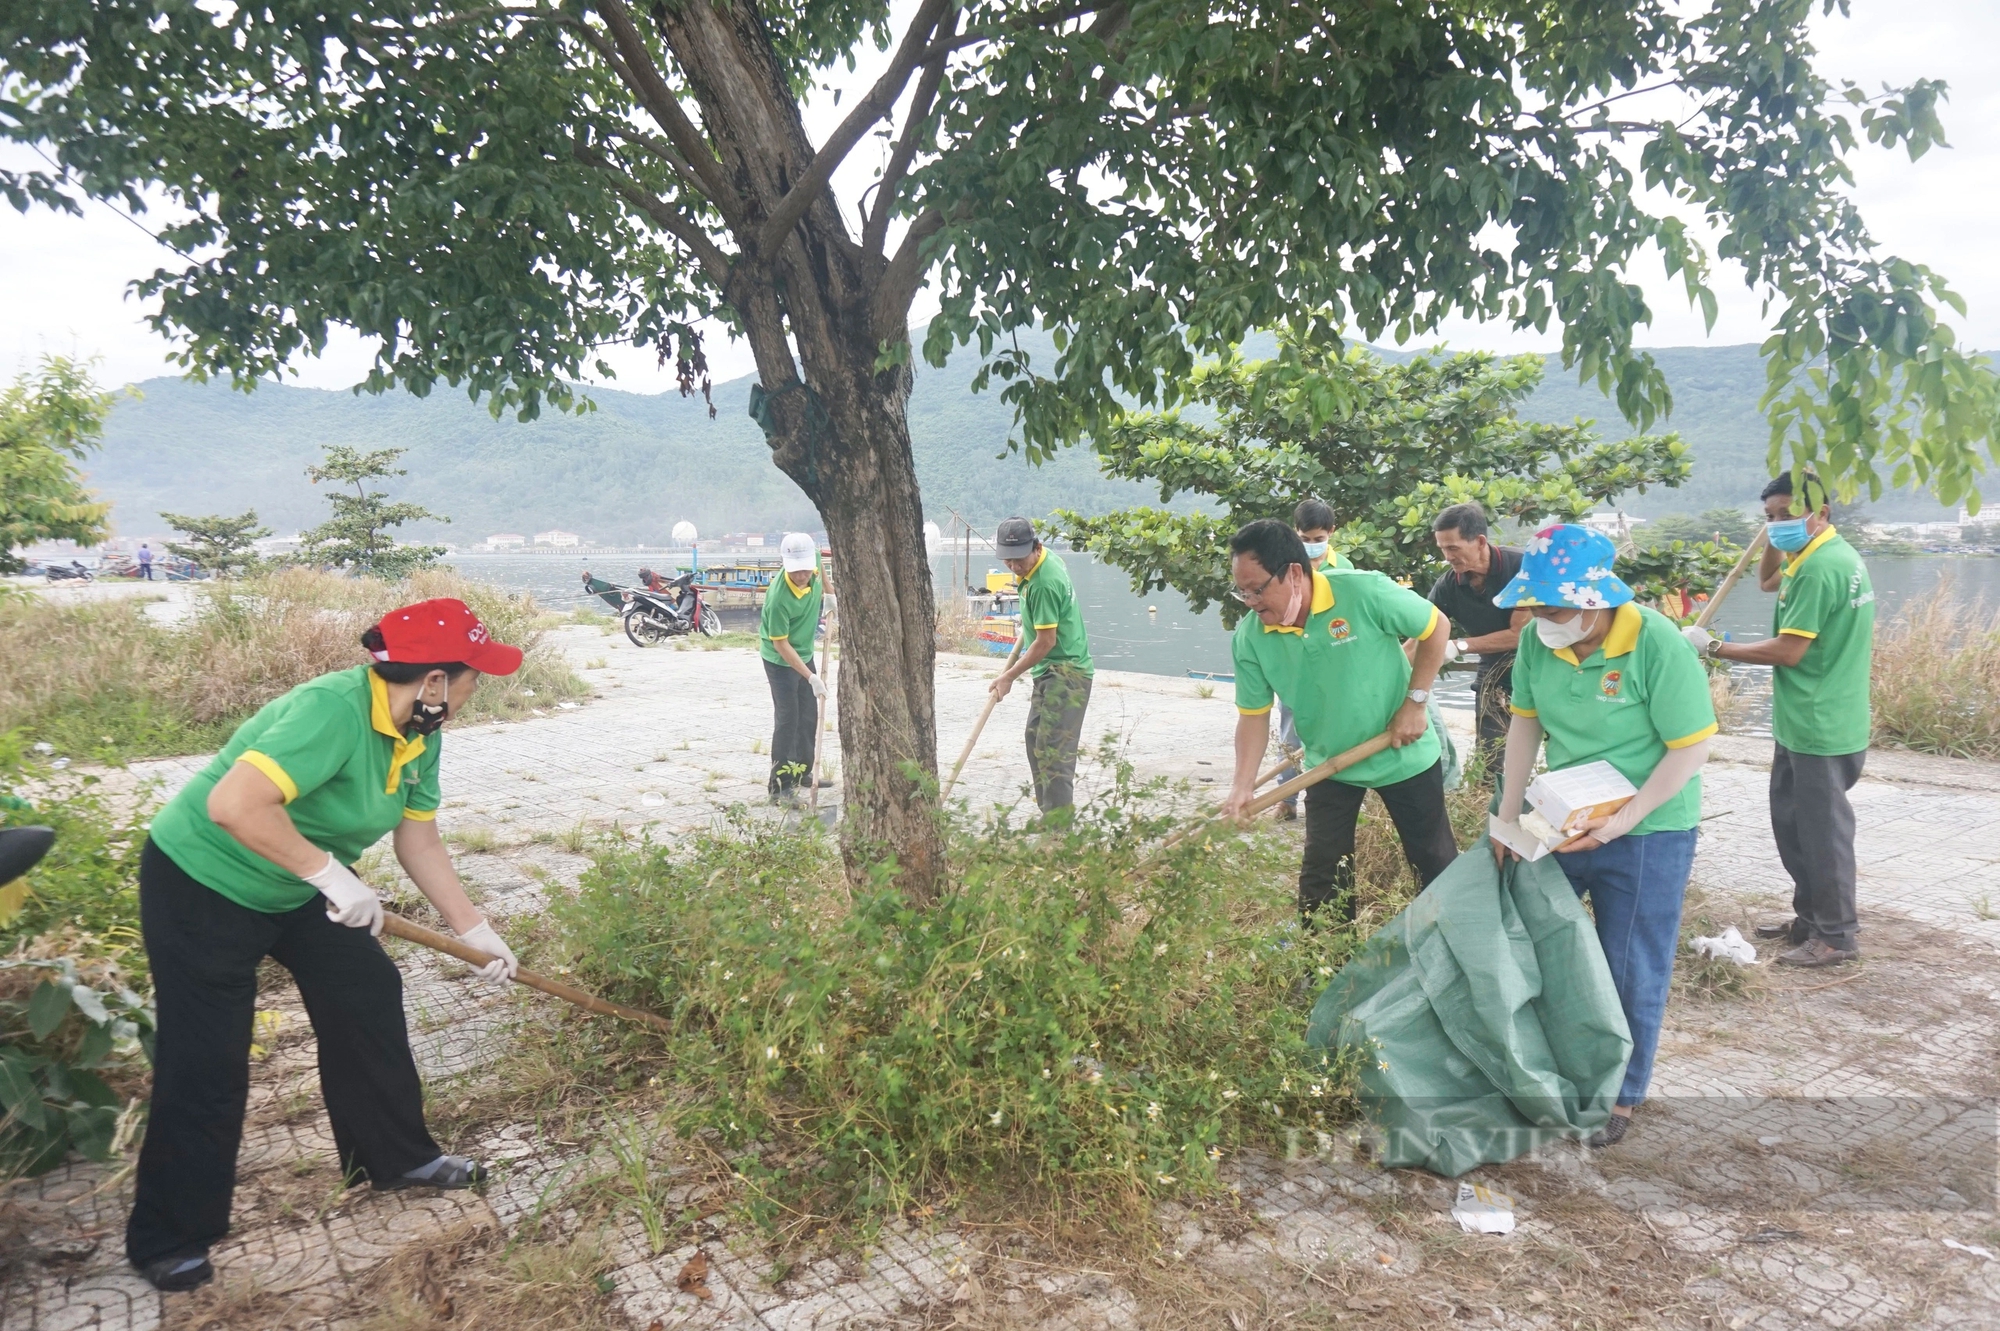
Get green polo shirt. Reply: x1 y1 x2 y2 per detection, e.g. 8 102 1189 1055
759 564 824 666
150 666 443 913
1771 528 1875 756
1319 550 1355 572
1509 603 1717 835
1019 547 1094 678
1233 568 1443 788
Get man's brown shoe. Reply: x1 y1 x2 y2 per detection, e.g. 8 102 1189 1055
1775 939 1858 968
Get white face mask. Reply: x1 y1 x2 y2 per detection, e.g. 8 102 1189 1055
1301 540 1329 559
1534 611 1595 649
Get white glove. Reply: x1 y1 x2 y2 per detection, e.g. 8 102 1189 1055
1445 638 1469 663
457 918 518 983
1681 625 1716 654
303 855 383 936
808 673 828 701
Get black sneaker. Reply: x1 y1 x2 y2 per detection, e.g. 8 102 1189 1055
138 1254 214 1292
377 1155 489 1191
1753 919 1803 941
1587 1115 1631 1149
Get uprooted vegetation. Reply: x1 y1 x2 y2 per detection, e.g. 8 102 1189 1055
0 568 588 761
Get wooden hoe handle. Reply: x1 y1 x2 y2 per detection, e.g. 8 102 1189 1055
380 912 672 1032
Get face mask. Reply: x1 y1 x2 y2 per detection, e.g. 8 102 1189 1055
1301 540 1329 560
1534 612 1595 649
406 681 449 737
1766 517 1811 552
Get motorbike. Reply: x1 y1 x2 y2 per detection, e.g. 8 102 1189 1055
44 561 93 582
621 573 721 646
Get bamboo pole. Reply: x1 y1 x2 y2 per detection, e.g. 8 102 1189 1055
379 912 671 1032
941 629 1027 798
1157 732 1396 854
1693 530 1768 630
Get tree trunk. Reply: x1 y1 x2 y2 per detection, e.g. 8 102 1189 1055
813 368 945 901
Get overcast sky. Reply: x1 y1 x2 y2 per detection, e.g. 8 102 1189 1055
4 0 1995 396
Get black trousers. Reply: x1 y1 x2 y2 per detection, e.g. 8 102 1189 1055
1769 744 1866 950
1299 761 1459 924
764 657 819 793
1025 665 1092 812
127 840 438 1267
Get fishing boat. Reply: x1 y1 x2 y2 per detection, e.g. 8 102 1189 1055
974 592 1021 655
1185 668 1236 683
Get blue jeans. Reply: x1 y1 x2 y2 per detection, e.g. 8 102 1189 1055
1554 828 1697 1107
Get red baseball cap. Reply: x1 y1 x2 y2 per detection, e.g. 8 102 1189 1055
370 599 523 676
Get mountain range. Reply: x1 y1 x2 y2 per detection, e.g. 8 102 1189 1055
84 332 1955 545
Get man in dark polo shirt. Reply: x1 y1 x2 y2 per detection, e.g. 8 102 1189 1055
1427 502 1529 769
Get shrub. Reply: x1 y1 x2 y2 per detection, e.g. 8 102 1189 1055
0 568 589 759
1870 585 2000 759
0 950 154 1179
552 781 1364 1230
0 733 150 958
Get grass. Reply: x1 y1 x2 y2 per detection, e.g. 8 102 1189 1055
545 760 1373 1238
1871 584 2000 759
0 568 588 761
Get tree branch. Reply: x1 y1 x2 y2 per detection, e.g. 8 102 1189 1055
591 0 741 223
756 0 955 258
872 205 959 332
572 142 733 285
863 13 957 257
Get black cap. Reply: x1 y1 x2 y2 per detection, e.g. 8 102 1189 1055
995 516 1037 559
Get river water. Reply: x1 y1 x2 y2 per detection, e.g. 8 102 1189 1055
446 548 1999 733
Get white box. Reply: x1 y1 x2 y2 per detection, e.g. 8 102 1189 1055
1525 760 1637 837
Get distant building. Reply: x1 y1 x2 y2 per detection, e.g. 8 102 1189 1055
533 530 581 548
1578 511 1646 538
485 533 527 549
745 534 766 547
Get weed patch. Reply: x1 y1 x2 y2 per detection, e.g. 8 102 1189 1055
1871 584 2000 758
551 787 1366 1233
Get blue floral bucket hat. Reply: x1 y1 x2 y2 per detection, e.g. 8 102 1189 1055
1492 524 1635 610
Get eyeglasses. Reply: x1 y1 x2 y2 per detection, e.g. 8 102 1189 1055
1230 569 1280 605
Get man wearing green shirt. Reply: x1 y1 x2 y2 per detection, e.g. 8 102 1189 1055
1684 472 1875 967
1222 519 1457 925
759 532 826 803
989 517 1094 815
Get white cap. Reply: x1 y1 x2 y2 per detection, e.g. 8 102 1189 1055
780 532 817 573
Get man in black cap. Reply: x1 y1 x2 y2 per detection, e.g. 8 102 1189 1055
988 517 1095 815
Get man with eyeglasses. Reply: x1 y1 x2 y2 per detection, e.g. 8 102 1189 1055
1222 519 1459 926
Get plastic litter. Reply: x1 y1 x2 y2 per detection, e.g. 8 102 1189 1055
641 792 666 807
1452 1182 1516 1234
1692 925 1757 965
1942 1239 1996 1261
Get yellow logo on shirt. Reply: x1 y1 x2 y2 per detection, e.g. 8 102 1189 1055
1327 618 1351 641
1600 670 1623 698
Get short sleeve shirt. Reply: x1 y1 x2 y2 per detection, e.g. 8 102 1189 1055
759 564 824 666
1509 603 1717 834
1772 529 1875 756
1428 546 1523 654
150 666 443 913
1019 548 1094 678
1233 569 1443 788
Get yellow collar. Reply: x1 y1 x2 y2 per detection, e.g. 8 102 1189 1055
785 570 816 598
1261 570 1337 634
1553 602 1642 666
367 670 428 795
1781 525 1838 577
1018 546 1049 583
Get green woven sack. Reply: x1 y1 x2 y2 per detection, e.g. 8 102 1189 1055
1307 835 1631 1176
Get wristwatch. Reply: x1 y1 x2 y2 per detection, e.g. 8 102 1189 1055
1407 688 1431 704
1452 638 1470 658
1704 637 1726 660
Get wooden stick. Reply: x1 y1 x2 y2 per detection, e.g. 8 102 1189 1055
1157 732 1396 853
941 628 1027 797
1693 530 1768 630
810 690 828 815
379 912 671 1032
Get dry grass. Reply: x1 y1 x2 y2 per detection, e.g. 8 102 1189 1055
0 568 588 759
934 597 994 655
1870 583 2000 758
349 1222 621 1331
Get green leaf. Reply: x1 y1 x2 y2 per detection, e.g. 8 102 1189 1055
27 979 72 1041
0 1058 47 1130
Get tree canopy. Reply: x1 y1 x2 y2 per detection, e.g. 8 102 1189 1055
1059 337 1744 617
0 358 114 575
298 447 447 578
161 509 272 577
6 0 1994 888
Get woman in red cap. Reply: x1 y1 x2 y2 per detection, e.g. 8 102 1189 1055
127 599 524 1292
